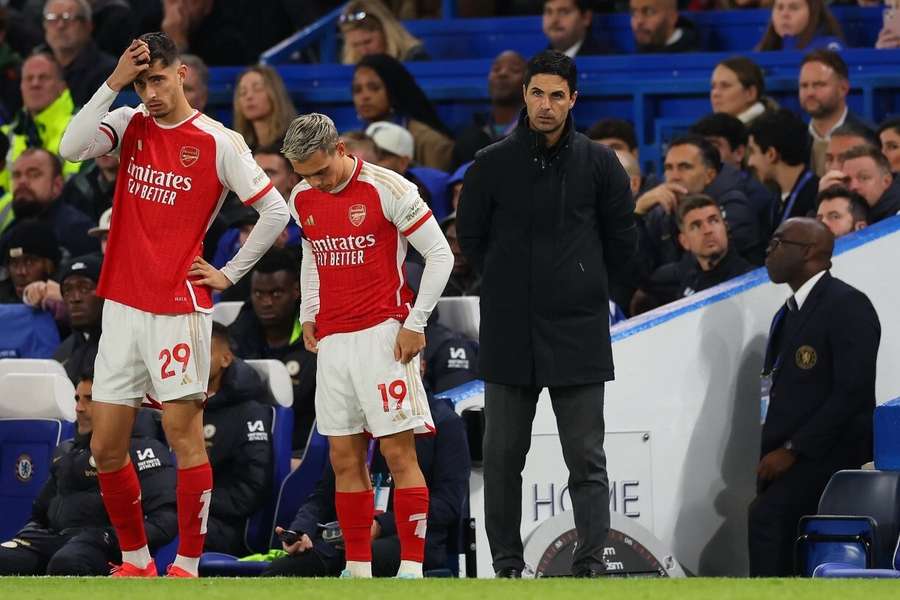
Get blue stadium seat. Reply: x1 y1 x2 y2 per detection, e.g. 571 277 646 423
0 419 66 541
875 399 900 471
0 305 61 359
796 470 900 576
154 536 179 575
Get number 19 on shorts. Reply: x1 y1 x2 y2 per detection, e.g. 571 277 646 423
377 379 407 412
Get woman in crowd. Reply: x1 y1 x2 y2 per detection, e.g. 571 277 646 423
709 56 777 126
232 65 297 151
340 0 430 65
352 53 454 170
755 0 844 51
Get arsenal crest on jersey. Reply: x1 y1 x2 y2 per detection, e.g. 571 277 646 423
349 204 366 227
180 146 200 167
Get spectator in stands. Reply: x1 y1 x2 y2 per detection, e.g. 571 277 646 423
341 130 379 163
876 1 900 50
822 122 878 174
637 135 764 267
615 150 642 198
755 0 843 52
629 0 699 53
630 195 754 314
0 8 24 122
161 0 255 66
180 53 208 113
229 248 317 457
0 220 59 303
0 372 176 576
819 145 900 224
79 0 138 56
877 117 900 174
339 0 429 65
202 322 274 555
815 185 868 238
799 50 872 177
447 161 470 212
542 0 605 57
40 0 116 107
1 148 98 257
58 152 117 221
233 65 297 152
1 52 79 188
452 50 526 168
587 118 657 194
747 109 819 233
710 57 777 127
262 393 470 577
439 212 480 297
750 217 879 576
366 120 448 215
87 206 110 254
353 54 455 171
53 253 101 383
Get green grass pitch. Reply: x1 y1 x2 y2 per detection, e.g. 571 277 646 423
1 578 899 600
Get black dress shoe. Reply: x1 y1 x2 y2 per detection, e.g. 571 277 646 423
495 567 523 578
572 568 604 578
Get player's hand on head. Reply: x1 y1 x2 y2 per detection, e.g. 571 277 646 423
188 256 233 291
107 39 151 91
301 321 318 353
394 327 425 364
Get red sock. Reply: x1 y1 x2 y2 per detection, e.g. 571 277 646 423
394 487 429 562
335 490 374 562
176 463 213 558
97 462 148 552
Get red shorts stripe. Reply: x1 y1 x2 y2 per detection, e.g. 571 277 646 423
401 210 433 236
243 182 274 206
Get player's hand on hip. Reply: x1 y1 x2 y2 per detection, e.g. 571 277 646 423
188 256 232 291
394 327 425 364
302 321 318 353
107 39 151 91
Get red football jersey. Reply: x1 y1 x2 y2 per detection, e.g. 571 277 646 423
96 108 272 314
290 159 432 338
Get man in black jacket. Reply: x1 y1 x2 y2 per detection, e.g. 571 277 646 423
748 218 880 577
819 144 900 224
229 248 317 456
202 322 274 556
53 253 102 382
261 394 470 577
457 51 638 578
0 372 176 575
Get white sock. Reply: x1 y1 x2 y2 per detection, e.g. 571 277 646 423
347 560 372 578
397 560 423 578
121 546 152 569
172 555 199 576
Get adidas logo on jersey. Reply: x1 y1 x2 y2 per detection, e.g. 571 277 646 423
304 215 315 227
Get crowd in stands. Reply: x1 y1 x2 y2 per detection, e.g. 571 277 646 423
0 0 898 575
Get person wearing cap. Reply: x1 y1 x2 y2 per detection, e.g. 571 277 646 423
53 253 103 383
88 206 111 254
366 121 451 220
0 219 61 303
1 147 98 257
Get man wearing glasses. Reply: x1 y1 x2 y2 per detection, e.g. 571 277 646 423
748 217 881 576
42 0 116 107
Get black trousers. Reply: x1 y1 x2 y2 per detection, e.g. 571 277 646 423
261 536 402 577
0 527 118 575
483 382 609 574
748 460 838 576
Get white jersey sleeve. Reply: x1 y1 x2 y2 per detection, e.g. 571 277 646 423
299 237 320 324
217 126 273 204
60 83 138 161
383 184 433 236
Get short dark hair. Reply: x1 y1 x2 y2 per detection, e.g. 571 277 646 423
586 118 637 150
748 108 810 167
690 113 748 153
542 0 593 12
831 123 878 147
677 194 721 231
18 147 63 178
801 49 849 81
877 117 900 140
139 32 179 68
254 142 293 171
816 186 869 224
211 321 235 349
252 247 299 281
668 134 723 173
839 144 892 175
715 56 765 99
524 50 577 95
78 369 94 384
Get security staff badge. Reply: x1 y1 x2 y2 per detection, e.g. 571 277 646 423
795 345 817 370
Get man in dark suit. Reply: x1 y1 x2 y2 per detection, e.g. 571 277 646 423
542 0 607 58
748 217 880 577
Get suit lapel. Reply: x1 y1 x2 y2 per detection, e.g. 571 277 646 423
772 272 832 383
